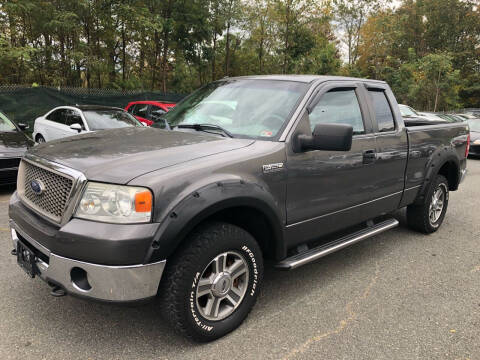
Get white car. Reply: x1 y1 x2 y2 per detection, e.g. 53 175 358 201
33 105 142 143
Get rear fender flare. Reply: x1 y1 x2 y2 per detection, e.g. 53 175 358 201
415 149 459 204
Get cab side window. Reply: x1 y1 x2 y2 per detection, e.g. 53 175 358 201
150 106 166 121
309 89 365 135
46 109 66 123
368 90 395 132
132 104 148 118
64 110 85 129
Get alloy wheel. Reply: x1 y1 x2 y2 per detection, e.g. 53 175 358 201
195 251 249 321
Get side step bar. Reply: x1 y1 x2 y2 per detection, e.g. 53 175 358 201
276 218 399 270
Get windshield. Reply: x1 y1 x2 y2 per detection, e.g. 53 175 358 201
155 79 308 139
399 105 417 117
468 120 480 132
83 110 141 130
0 112 17 132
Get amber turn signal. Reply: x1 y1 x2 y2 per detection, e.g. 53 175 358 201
135 190 152 213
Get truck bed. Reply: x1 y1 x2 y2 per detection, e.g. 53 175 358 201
401 121 469 206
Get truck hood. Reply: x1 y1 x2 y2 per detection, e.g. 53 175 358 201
28 127 255 183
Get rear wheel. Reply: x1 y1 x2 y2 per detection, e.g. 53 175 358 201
407 174 449 234
36 134 46 143
159 222 263 342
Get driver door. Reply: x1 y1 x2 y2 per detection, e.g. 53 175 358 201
285 82 380 247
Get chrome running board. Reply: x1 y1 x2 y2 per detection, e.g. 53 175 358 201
276 218 399 270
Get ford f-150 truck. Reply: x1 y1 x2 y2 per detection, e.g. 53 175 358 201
8 75 469 342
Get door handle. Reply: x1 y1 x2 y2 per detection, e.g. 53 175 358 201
363 149 376 164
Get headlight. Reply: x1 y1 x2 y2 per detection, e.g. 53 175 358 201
75 182 152 223
473 139 480 145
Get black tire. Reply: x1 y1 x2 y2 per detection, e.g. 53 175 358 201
407 174 449 234
36 134 46 143
159 222 263 342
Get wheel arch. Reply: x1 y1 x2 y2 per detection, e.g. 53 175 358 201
415 152 460 205
145 181 286 263
35 133 45 142
437 160 460 191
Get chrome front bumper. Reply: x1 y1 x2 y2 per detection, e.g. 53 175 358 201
10 221 166 302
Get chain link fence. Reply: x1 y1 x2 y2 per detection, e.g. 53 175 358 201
0 85 185 131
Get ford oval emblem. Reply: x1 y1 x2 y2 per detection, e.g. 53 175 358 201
30 179 45 195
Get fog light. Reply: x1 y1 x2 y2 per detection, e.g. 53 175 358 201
70 267 92 291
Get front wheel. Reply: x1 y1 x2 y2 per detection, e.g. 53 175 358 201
159 222 263 342
407 174 449 234
36 134 46 143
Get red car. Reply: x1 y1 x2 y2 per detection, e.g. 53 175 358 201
125 101 176 127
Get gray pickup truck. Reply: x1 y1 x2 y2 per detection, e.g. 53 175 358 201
8 75 469 342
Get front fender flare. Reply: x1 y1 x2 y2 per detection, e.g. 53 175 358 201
145 179 285 263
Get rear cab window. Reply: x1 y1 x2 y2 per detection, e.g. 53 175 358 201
368 90 395 132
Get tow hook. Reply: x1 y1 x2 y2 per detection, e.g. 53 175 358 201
11 249 17 256
50 286 66 297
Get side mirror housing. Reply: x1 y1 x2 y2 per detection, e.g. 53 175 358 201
70 123 82 133
18 123 29 131
295 123 353 152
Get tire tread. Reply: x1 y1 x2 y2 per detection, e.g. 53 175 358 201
407 175 448 234
158 222 261 342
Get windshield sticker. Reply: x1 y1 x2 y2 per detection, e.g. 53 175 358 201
260 130 273 137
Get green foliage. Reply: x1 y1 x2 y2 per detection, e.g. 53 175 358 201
0 0 478 109
357 0 479 109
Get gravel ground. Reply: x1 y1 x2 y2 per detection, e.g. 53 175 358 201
0 160 479 360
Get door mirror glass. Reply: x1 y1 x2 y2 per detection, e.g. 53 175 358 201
296 123 353 152
70 123 82 132
17 123 29 131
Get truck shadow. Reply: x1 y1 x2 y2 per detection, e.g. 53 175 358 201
6 208 424 358
11 212 418 356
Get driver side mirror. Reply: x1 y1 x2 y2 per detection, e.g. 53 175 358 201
17 123 29 131
70 123 82 133
295 123 353 152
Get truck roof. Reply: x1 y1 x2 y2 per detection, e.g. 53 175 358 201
226 74 386 84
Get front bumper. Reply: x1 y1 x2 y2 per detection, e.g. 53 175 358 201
10 221 166 302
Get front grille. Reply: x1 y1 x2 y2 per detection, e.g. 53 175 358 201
19 160 74 222
0 157 21 169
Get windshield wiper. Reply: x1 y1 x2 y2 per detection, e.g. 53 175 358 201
176 123 234 138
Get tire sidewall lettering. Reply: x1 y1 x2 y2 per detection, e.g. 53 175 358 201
189 244 260 332
190 271 213 332
241 245 258 297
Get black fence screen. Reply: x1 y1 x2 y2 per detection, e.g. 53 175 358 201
0 85 185 130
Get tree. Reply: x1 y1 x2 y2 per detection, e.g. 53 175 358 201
333 0 381 66
411 53 460 111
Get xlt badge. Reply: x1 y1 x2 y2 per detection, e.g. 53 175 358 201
262 163 284 173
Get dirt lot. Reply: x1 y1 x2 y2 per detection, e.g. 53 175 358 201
1 160 479 360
